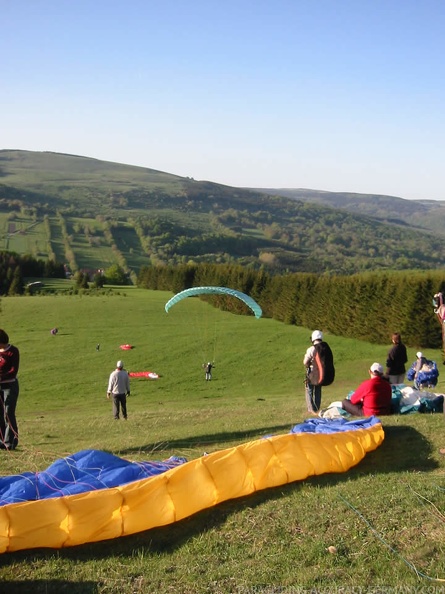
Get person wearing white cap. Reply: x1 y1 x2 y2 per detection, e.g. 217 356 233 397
341 362 392 417
106 360 131 420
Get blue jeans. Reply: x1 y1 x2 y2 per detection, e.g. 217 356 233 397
0 379 19 449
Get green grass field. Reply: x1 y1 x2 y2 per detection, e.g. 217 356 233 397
0 288 444 593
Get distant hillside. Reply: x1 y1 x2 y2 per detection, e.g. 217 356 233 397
252 188 445 235
1 149 445 278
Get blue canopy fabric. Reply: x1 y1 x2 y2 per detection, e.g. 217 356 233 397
0 450 187 506
0 418 381 506
0 419 385 553
290 415 381 434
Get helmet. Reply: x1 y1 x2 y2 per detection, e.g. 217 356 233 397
311 330 323 342
116 360 124 368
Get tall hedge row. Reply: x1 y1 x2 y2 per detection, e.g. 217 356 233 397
138 263 445 349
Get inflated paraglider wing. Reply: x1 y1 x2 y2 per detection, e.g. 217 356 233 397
164 286 262 319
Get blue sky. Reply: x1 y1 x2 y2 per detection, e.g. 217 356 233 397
2 0 444 200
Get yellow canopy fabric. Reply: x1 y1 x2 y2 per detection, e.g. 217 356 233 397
0 421 384 553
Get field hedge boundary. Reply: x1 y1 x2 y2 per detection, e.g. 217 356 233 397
138 263 445 349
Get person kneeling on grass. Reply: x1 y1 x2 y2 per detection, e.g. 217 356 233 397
341 362 392 417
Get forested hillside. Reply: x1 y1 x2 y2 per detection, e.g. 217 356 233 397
1 149 445 277
254 187 445 235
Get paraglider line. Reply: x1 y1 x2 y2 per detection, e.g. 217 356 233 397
406 484 445 523
339 494 445 583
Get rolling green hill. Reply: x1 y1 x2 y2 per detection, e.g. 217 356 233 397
254 187 445 235
1 149 445 278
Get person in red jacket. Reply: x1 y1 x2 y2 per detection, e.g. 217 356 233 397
0 329 20 450
341 362 392 417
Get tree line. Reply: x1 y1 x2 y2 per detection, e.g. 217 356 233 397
138 263 445 349
0 250 133 296
0 251 66 295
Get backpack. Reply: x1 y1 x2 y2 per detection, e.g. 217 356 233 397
308 341 335 387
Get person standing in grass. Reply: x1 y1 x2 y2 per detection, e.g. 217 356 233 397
107 360 130 420
0 329 20 450
204 362 214 381
303 330 335 414
385 332 408 385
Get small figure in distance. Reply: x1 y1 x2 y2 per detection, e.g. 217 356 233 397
106 360 130 420
385 332 408 385
341 362 392 417
204 362 214 381
96 343 100 351
0 329 20 450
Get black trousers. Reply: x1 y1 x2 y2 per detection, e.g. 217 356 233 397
0 379 19 448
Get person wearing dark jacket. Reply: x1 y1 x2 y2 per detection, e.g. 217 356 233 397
0 329 20 450
386 332 408 385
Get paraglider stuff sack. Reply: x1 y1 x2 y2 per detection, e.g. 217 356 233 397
308 342 335 386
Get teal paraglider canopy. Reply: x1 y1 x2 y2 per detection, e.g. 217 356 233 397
165 286 262 319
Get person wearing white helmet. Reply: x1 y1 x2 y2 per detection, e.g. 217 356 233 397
303 330 335 414
204 361 214 381
106 360 131 420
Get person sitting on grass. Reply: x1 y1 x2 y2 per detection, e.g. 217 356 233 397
406 352 439 390
341 362 392 417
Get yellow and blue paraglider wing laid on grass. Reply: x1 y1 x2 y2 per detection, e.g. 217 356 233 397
0 417 383 553
164 286 263 319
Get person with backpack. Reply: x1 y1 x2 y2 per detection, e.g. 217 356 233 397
303 330 335 414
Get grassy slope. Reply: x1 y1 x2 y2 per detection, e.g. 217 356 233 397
0 288 444 592
254 187 445 235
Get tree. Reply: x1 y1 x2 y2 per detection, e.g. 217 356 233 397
104 264 128 285
92 272 105 288
75 271 89 289
8 267 23 295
